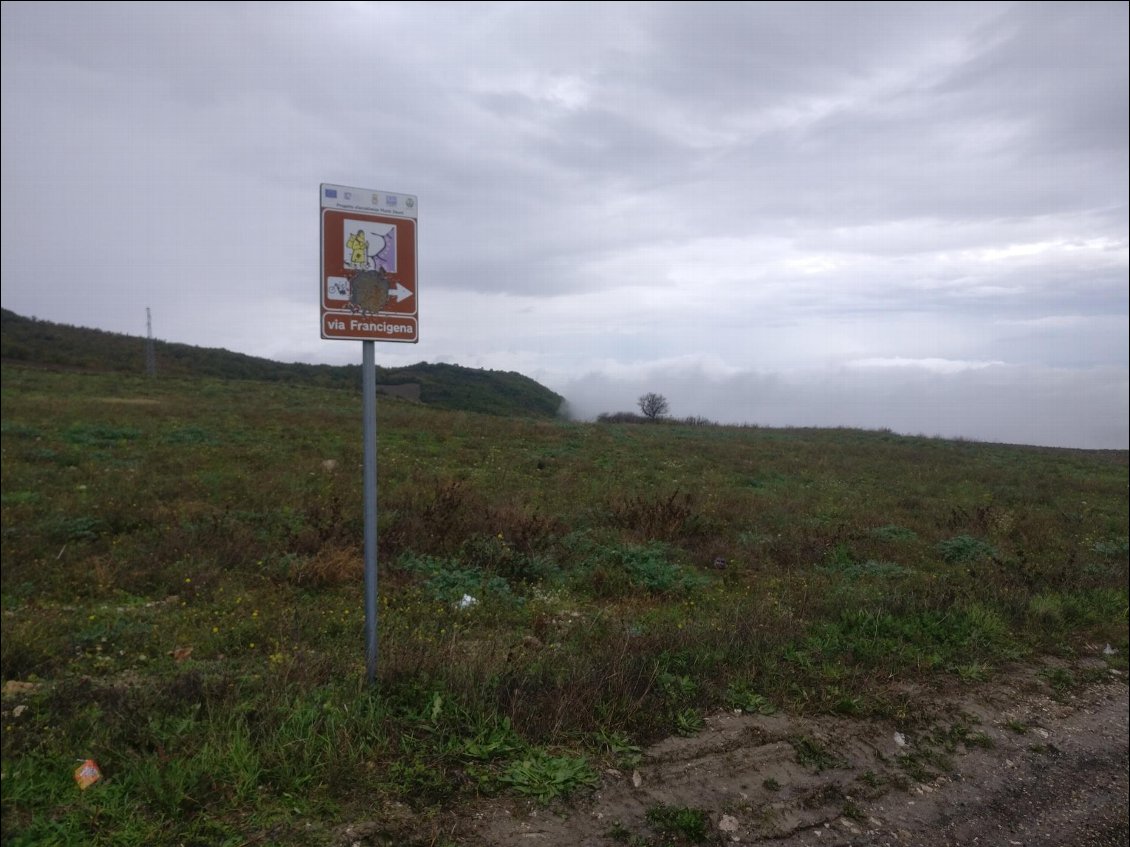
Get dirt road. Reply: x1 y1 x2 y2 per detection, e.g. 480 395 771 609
466 663 1128 847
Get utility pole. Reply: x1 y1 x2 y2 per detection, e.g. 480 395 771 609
145 307 157 377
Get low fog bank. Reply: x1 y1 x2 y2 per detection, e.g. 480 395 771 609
557 363 1129 451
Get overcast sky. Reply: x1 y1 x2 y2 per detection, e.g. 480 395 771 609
2 2 1127 448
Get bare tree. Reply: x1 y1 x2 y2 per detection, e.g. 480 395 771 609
638 392 670 420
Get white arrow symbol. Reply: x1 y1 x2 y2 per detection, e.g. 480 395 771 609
389 282 414 302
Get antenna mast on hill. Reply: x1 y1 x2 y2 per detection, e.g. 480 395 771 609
145 307 157 378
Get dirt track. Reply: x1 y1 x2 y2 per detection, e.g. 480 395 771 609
464 663 1128 847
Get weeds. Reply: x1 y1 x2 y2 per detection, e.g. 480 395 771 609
1040 667 1076 697
937 535 997 564
725 682 776 715
595 729 643 768
460 717 524 761
608 490 702 541
499 751 599 803
645 804 710 842
674 708 705 737
870 524 918 542
790 736 846 772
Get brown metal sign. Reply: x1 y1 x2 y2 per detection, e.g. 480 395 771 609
320 184 418 342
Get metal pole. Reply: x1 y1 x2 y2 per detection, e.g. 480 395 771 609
145 307 157 378
362 340 379 683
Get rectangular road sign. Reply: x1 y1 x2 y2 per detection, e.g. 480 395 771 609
320 184 418 342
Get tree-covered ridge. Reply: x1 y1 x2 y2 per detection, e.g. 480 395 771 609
0 309 563 419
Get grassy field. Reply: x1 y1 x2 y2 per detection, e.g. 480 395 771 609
1 364 1127 845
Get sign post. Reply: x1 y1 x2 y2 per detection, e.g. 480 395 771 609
320 183 418 684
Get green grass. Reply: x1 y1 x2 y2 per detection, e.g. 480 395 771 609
2 363 1127 844
645 804 710 843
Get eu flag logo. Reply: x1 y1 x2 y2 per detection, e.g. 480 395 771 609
325 188 338 198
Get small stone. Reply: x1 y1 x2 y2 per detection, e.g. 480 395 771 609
719 814 739 833
894 732 907 747
632 770 643 788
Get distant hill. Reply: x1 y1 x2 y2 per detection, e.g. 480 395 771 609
0 309 564 419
